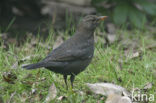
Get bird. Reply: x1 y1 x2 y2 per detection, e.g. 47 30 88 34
22 15 108 88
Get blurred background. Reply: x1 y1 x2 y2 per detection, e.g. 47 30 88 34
0 0 156 49
0 0 156 33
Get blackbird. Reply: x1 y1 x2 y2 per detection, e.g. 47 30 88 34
22 15 107 88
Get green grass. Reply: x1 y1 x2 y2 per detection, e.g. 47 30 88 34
0 27 156 103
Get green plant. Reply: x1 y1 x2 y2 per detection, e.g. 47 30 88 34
92 0 156 28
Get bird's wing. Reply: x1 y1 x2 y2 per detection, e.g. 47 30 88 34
43 45 92 62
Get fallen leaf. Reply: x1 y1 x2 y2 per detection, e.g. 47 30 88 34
20 92 28 102
106 94 132 103
143 82 152 90
107 34 116 44
57 96 66 101
106 23 116 34
3 72 17 84
86 83 130 96
45 83 57 102
127 52 139 59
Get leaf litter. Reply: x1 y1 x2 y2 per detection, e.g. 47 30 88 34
3 71 17 84
45 83 57 102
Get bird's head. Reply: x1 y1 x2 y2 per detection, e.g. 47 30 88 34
78 15 108 31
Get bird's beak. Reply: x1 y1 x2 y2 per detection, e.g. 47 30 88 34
98 16 108 21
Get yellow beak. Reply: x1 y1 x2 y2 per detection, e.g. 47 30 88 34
98 16 108 21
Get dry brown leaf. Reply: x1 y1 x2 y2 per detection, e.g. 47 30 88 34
3 72 17 84
45 83 57 102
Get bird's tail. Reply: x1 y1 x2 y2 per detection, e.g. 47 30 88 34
22 62 44 70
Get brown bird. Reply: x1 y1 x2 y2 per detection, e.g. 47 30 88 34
22 15 107 88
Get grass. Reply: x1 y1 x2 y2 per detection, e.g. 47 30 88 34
0 25 156 103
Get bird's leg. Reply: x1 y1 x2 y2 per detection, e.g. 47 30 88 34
70 74 75 88
63 75 68 89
